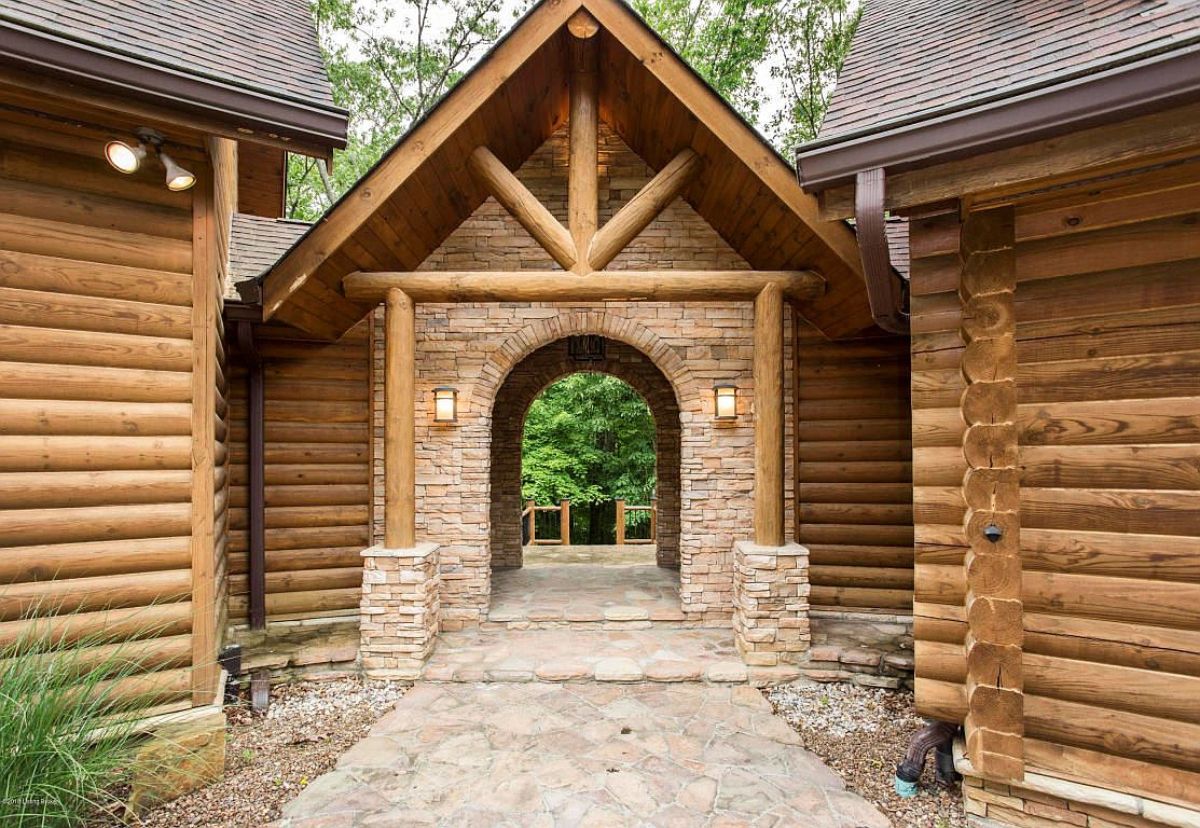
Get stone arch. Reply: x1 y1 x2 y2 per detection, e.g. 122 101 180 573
471 310 703 419
489 337 682 570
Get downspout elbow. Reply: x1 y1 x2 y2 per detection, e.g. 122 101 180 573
855 168 909 335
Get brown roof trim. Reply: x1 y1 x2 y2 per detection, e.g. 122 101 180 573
797 41 1200 192
0 20 348 149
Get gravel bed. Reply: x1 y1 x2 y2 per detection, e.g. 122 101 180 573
130 677 407 828
767 682 966 828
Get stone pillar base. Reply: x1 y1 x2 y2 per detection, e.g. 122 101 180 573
733 541 810 666
360 542 440 680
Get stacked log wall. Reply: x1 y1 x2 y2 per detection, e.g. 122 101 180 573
0 110 217 711
795 318 914 612
225 319 371 672
909 165 1200 807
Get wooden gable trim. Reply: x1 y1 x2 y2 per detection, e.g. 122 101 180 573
581 0 864 285
261 0 583 320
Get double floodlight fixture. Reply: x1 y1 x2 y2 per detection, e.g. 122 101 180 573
105 127 196 191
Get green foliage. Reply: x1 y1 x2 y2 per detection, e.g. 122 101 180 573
520 373 656 508
631 0 860 152
0 621 157 826
290 0 859 217
288 0 529 218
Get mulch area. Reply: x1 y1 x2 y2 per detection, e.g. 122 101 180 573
767 681 967 828
128 678 407 828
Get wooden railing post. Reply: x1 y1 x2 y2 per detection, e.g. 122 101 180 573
526 499 536 544
650 497 658 541
561 499 571 546
384 288 416 549
616 498 626 544
754 282 785 546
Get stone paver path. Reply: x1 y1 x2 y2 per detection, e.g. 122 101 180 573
522 544 658 567
276 682 890 828
488 564 681 627
421 627 804 685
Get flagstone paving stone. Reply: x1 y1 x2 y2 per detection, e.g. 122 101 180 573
486 563 689 628
275 682 890 828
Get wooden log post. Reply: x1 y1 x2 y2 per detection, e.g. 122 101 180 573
650 497 658 542
384 288 416 549
960 205 1024 782
560 499 571 546
568 9 599 274
754 282 785 546
616 498 626 545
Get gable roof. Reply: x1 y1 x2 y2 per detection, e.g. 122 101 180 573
261 0 873 341
797 0 1200 190
0 0 346 149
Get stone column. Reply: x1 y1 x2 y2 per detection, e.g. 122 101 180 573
733 540 810 666
360 542 440 680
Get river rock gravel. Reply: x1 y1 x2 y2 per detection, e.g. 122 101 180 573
129 677 407 828
767 681 966 828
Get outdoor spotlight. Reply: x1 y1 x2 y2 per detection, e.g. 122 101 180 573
104 139 146 173
104 127 195 191
714 383 737 420
160 150 196 191
433 387 458 423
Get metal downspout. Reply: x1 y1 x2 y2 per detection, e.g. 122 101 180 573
855 167 909 335
235 320 267 631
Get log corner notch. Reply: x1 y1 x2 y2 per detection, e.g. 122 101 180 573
959 204 1024 782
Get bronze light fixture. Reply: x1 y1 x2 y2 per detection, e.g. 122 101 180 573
433 387 459 423
714 383 738 420
104 127 195 191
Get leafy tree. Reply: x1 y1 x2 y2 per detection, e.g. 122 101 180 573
521 374 657 543
288 0 528 218
631 0 860 152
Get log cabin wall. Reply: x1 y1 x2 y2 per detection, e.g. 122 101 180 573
225 319 371 676
795 319 914 614
0 107 229 712
909 161 1200 810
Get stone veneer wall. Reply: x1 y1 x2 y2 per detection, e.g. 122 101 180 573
370 124 795 628
962 776 1196 828
490 337 681 569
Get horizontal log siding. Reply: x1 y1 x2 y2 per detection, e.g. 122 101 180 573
910 164 1200 799
226 320 371 630
0 111 200 710
795 318 914 611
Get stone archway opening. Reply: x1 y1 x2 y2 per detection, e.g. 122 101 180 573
491 336 681 571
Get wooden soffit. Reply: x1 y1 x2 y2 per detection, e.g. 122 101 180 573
261 0 871 341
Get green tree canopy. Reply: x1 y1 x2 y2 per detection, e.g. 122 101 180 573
288 0 859 218
520 373 656 507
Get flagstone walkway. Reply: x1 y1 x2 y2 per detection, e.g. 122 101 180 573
275 682 891 828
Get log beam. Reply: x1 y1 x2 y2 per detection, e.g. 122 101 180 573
343 269 823 304
960 205 1024 782
467 146 577 271
754 282 785 546
589 148 702 270
384 288 416 549
568 10 599 273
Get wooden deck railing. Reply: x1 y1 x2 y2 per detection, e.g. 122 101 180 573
521 498 657 545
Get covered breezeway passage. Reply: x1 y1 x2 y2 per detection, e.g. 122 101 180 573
258 0 879 682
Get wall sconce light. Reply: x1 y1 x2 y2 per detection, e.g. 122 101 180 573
714 383 738 420
433 387 458 423
104 127 196 191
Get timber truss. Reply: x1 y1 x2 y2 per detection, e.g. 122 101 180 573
360 11 801 553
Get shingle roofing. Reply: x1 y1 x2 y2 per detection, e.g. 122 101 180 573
0 0 336 109
228 214 311 302
820 0 1200 141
